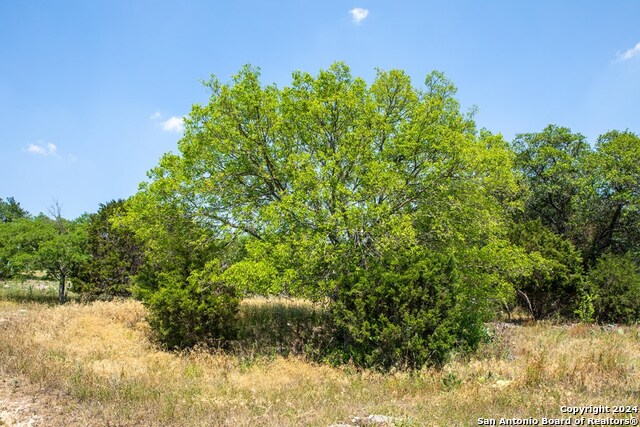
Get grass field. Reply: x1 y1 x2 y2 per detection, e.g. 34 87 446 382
0 289 638 426
0 279 80 304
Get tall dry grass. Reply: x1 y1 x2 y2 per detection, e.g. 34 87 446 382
0 299 638 426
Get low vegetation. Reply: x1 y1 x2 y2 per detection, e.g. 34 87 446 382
0 297 638 426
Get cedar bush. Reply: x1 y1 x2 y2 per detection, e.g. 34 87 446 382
587 253 640 324
144 262 241 349
75 199 143 299
509 220 584 319
329 248 484 369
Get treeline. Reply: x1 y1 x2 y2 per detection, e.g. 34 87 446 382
0 198 140 302
1 63 639 369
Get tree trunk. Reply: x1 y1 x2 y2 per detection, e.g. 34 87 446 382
58 274 66 304
517 289 536 320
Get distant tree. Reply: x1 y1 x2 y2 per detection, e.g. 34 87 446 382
586 252 640 324
38 203 89 303
0 215 51 280
576 130 640 265
0 200 89 302
509 220 584 320
38 220 88 303
0 197 28 223
75 199 143 298
512 125 590 237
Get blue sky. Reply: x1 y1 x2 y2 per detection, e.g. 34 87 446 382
1 1 639 219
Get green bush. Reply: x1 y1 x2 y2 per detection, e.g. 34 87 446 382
144 262 241 349
329 249 485 370
587 253 640 324
75 199 143 299
509 220 584 319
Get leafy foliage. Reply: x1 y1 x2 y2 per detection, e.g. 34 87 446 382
509 220 584 320
145 262 241 349
512 125 590 237
577 131 640 265
0 196 28 223
120 188 245 348
0 211 88 303
76 200 143 298
330 247 485 369
34 216 89 303
510 127 640 319
150 63 518 295
586 253 640 324
0 215 53 279
124 63 521 366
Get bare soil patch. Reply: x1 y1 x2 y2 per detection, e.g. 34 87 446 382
0 373 87 427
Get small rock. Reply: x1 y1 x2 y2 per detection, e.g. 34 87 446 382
352 414 399 425
492 379 512 389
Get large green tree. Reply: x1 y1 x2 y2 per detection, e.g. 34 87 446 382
141 63 517 293
128 63 522 364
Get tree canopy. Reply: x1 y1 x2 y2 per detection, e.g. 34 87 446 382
134 63 518 298
0 197 28 223
122 62 526 365
0 201 88 303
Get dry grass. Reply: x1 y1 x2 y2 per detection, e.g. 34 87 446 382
0 299 638 426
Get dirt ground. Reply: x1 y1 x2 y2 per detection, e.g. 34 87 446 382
0 373 85 427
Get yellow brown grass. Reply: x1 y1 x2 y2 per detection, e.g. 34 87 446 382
0 299 638 426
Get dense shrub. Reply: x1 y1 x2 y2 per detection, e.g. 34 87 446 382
329 248 484 370
144 262 241 349
75 200 143 299
586 253 640 324
509 220 584 319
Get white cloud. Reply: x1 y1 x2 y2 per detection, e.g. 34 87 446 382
617 42 640 61
150 111 185 133
161 116 185 133
27 144 47 155
27 142 58 156
349 7 369 24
